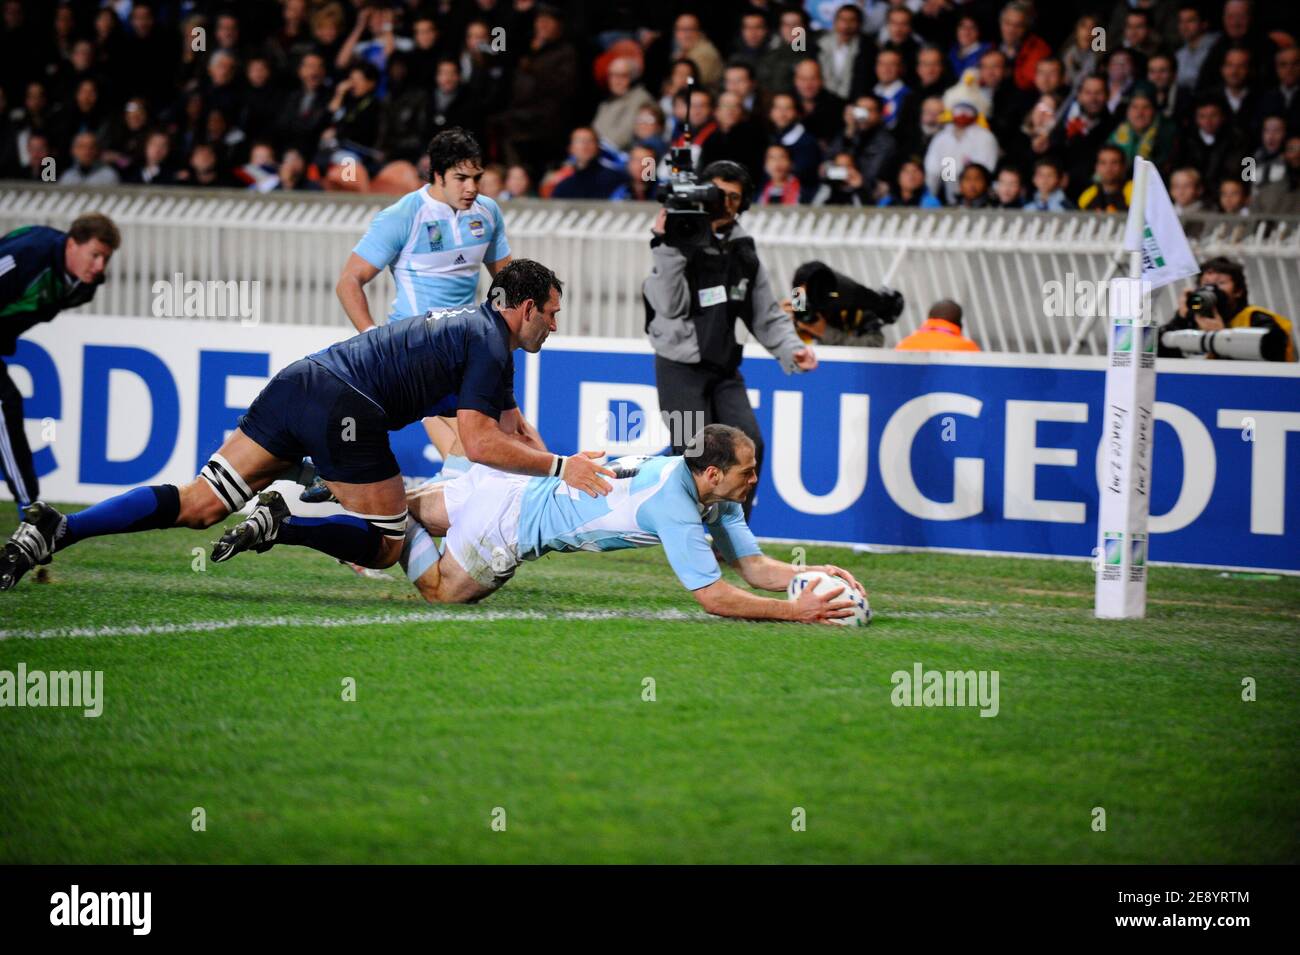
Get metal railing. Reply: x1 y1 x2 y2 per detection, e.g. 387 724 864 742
2 182 1297 355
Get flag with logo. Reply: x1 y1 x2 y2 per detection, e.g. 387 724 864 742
1122 157 1199 291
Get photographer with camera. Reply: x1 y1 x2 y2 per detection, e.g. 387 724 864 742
1157 257 1296 363
643 139 817 516
782 261 904 347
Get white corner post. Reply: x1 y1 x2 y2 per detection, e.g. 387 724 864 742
1095 159 1156 619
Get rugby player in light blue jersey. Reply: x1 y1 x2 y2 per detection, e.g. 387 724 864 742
399 424 865 624
336 128 512 482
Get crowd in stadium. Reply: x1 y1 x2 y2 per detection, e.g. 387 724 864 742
1 0 1298 214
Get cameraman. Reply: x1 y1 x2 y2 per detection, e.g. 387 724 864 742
644 160 817 513
1157 257 1296 362
782 260 903 347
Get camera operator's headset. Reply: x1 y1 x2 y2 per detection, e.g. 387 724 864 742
700 160 754 214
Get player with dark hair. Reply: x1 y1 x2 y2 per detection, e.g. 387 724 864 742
332 127 516 489
399 423 865 623
0 213 121 522
1 260 615 591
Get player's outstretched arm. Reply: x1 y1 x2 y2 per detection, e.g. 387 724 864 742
457 409 613 496
729 555 867 597
693 578 855 624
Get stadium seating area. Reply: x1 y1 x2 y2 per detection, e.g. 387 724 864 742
0 0 1298 212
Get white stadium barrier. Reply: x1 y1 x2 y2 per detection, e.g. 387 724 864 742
1 182 1297 355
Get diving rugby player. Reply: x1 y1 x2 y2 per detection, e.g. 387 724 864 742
399 424 864 624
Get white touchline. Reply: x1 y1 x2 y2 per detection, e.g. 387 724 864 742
0 608 712 641
0 607 999 642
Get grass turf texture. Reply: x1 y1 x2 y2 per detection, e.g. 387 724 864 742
1 505 1296 864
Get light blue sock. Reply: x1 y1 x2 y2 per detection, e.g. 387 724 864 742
401 523 442 583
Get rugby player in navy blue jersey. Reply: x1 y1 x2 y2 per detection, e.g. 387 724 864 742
1 259 614 591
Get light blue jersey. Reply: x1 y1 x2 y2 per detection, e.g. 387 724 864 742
516 455 761 591
353 187 510 320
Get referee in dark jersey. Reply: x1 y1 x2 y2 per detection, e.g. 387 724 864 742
0 213 120 519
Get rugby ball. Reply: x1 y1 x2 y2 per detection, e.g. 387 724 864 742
787 570 872 627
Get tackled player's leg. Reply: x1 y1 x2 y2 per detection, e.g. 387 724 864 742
0 428 290 590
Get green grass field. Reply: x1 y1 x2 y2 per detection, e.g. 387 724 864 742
1 505 1297 864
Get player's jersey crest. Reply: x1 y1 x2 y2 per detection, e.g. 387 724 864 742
467 217 486 239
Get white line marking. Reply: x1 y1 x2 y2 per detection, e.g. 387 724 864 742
0 606 997 641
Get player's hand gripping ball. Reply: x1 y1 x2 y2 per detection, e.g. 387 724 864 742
787 570 872 627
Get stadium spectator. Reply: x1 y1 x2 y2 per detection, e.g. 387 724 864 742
1257 47 1300 134
1169 166 1209 215
915 46 951 104
895 300 980 351
757 144 803 205
12 130 54 181
991 164 1025 208
494 5 577 179
924 76 997 204
1108 86 1175 169
999 2 1050 92
812 151 870 206
593 57 655 152
793 59 845 147
698 92 766 183
872 48 914 133
278 52 331 157
549 128 626 200
1252 116 1291 185
731 12 774 73
1053 75 1117 201
1060 13 1102 89
1146 53 1185 121
59 132 118 186
177 143 231 188
950 14 991 79
756 8 809 95
1120 8 1165 64
1213 48 1262 133
879 157 942 208
767 92 820 201
125 129 177 185
1078 145 1133 212
819 4 875 101
377 54 430 164
616 145 660 201
952 162 993 208
1173 94 1247 184
1174 3 1219 93
1157 256 1295 361
272 148 320 192
880 6 921 81
1217 176 1251 215
1026 156 1070 211
659 58 699 128
632 103 669 158
979 49 1028 147
241 57 286 146
428 59 476 141
327 61 383 159
503 164 534 200
1255 135 1300 215
102 98 152 173
827 94 897 198
672 13 723 90
723 61 760 114
1104 49 1139 117
478 163 506 200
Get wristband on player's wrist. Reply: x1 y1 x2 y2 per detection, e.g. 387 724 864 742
550 454 565 479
